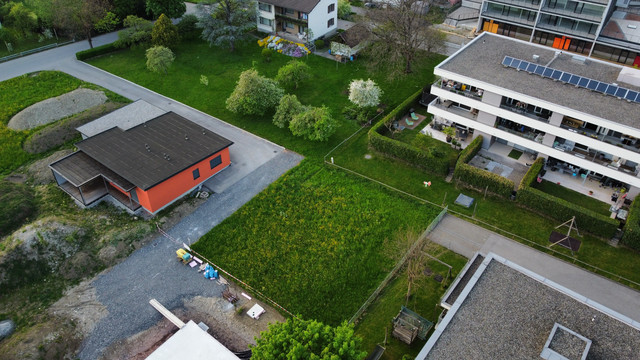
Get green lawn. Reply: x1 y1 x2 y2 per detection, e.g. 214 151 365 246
355 243 467 360
0 37 66 59
534 179 611 215
191 161 442 325
87 38 443 159
0 71 129 175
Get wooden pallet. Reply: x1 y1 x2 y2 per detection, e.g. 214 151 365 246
222 289 239 304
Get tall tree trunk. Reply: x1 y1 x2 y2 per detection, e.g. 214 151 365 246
87 31 93 48
230 40 235 52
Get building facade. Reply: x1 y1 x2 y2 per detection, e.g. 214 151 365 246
257 0 338 40
476 0 640 67
427 32 640 196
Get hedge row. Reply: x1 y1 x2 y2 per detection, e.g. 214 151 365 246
368 89 450 176
622 197 640 250
453 136 514 198
76 42 118 61
517 158 618 238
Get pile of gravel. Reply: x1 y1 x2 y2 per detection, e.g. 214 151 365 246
8 88 107 130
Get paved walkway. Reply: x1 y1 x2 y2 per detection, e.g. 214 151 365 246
428 214 640 322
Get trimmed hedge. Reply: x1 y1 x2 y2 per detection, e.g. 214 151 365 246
622 198 640 250
517 158 618 238
76 42 118 61
368 90 450 175
453 135 514 198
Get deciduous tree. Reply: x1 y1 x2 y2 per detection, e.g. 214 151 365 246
251 318 367 360
145 0 185 19
338 0 351 20
290 105 337 141
275 60 310 89
114 15 152 48
146 45 174 73
349 78 383 108
52 0 110 48
273 94 305 128
94 11 119 33
151 13 179 48
364 0 444 74
196 0 256 52
226 68 283 115
6 2 38 38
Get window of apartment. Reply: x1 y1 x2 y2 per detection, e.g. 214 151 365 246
285 21 294 28
327 18 334 27
210 155 222 169
192 168 200 180
259 17 273 26
328 3 335 13
258 2 271 11
299 12 308 20
285 7 294 14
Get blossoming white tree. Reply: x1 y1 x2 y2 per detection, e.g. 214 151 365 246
348 79 383 108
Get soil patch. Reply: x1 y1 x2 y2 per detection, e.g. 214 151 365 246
24 149 74 184
49 280 108 336
8 89 107 131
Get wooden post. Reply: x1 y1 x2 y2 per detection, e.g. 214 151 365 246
484 185 488 199
442 192 447 206
473 202 478 218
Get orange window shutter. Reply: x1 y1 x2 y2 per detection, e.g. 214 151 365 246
553 37 562 49
483 20 490 31
491 23 499 33
563 38 571 50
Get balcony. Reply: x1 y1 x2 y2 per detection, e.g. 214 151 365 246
436 79 484 100
539 6 603 23
496 124 544 142
535 22 596 40
559 124 640 155
499 104 551 123
431 100 478 121
486 0 541 10
481 9 536 27
552 142 640 176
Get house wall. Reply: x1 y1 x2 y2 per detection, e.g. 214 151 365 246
309 0 337 40
135 147 231 214
257 2 275 33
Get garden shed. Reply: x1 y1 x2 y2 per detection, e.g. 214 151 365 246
329 24 369 61
392 306 433 345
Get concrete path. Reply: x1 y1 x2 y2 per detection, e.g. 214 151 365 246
428 214 640 322
79 151 303 360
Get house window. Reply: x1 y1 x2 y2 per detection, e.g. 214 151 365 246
210 155 222 169
259 17 273 26
285 21 294 29
328 3 335 12
327 18 334 27
193 168 200 180
258 2 271 11
285 8 294 15
299 12 308 20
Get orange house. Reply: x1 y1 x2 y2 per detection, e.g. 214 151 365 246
50 112 233 215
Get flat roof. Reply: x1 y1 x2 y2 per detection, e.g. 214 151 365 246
438 32 640 129
146 321 240 360
50 151 135 191
76 100 167 138
419 254 640 359
76 112 233 190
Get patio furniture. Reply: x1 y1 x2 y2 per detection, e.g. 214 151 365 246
411 112 419 120
405 118 414 126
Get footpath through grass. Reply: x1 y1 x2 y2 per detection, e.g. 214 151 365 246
192 161 442 325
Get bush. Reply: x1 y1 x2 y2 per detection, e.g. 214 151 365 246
0 180 36 237
290 105 337 141
368 90 451 175
273 94 304 129
275 60 311 89
314 39 325 49
151 13 180 48
517 158 618 238
342 104 378 125
76 42 118 60
176 14 200 40
146 45 175 73
622 198 640 250
349 79 383 108
114 15 153 48
226 69 284 116
261 47 273 62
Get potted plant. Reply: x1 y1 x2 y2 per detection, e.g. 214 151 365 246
443 126 456 143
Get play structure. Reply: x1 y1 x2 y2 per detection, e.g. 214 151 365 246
392 306 433 345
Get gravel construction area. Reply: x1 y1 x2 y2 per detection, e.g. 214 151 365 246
8 88 107 130
77 150 302 360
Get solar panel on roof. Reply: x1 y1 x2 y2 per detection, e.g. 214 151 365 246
534 66 545 75
578 77 589 87
543 68 554 77
596 82 608 93
551 70 563 80
560 73 572 83
635 96 640 104
616 87 628 98
568 75 581 86
511 59 521 69
605 85 618 96
625 90 638 101
502 56 513 67
518 60 529 71
527 63 537 73
587 80 599 90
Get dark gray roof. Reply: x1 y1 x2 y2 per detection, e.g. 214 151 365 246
76 112 233 190
261 0 321 13
423 257 640 359
439 33 640 129
50 151 135 191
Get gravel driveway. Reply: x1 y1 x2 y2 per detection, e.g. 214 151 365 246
78 151 303 360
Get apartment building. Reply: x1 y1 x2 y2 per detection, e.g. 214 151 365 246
427 32 640 196
256 0 338 40
475 0 640 67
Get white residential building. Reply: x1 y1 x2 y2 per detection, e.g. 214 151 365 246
257 0 338 40
427 32 640 196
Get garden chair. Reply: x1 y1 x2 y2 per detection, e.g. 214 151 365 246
411 112 419 120
405 118 414 126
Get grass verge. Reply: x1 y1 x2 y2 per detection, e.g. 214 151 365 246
533 179 611 215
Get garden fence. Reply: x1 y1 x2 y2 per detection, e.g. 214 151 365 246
348 206 448 325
